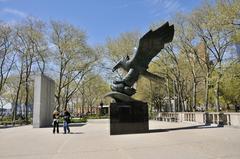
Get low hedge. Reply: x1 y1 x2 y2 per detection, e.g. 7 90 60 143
59 117 87 123
86 114 109 119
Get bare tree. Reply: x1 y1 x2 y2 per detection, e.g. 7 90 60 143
11 18 47 123
0 23 15 94
174 14 206 111
190 3 233 111
0 23 16 122
50 21 97 111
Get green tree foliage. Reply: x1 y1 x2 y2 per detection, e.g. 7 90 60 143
11 18 47 123
0 19 103 123
131 0 240 112
106 31 140 62
50 21 97 110
221 62 240 108
78 74 110 114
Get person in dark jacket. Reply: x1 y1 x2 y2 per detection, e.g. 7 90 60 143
52 110 60 134
63 109 71 134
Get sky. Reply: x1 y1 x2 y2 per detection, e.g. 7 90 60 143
0 0 202 46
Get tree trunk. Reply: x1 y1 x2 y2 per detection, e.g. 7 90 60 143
0 100 4 121
215 75 221 112
180 83 185 112
166 77 171 112
192 79 197 111
216 62 223 112
81 86 85 114
149 80 153 115
24 82 29 123
176 80 182 112
204 72 210 111
56 60 64 111
12 80 21 125
64 84 70 110
173 80 176 112
90 105 93 115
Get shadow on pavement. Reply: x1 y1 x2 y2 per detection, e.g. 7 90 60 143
53 132 84 135
0 125 28 129
60 123 86 127
68 132 84 134
149 124 222 133
0 123 87 129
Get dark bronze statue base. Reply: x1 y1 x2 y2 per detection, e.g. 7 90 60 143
110 101 149 135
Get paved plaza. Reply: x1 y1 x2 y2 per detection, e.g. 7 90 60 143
0 119 240 159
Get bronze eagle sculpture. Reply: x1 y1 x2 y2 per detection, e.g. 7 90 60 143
106 22 174 102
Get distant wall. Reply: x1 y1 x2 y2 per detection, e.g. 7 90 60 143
33 74 55 128
155 112 240 127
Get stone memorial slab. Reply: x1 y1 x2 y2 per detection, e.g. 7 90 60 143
33 74 55 128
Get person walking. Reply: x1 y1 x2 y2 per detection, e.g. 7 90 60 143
63 109 71 134
52 110 60 134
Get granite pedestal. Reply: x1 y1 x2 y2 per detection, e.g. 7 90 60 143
110 101 149 135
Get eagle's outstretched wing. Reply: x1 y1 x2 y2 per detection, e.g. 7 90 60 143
129 22 174 69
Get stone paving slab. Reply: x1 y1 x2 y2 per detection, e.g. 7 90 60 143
0 119 240 159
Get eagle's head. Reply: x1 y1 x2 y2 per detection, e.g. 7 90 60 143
112 55 130 72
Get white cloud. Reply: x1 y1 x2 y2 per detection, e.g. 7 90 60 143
113 1 144 9
0 0 10 2
145 0 185 17
1 8 27 17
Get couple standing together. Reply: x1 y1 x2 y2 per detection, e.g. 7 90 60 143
52 109 71 134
